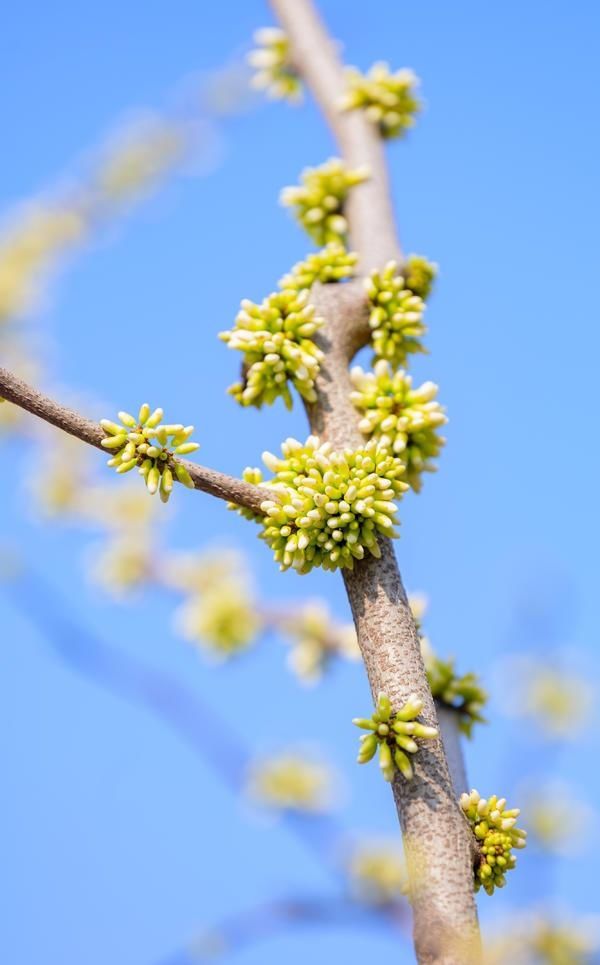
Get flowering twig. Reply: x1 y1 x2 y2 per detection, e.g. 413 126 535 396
0 366 272 514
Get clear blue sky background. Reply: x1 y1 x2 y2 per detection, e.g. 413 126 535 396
1 2 599 963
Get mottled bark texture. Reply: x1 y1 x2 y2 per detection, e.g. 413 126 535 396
269 2 482 961
0 366 270 514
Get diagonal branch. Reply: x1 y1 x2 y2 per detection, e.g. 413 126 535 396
0 365 271 514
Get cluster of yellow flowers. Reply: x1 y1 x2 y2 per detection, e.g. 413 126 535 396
220 289 324 409
460 789 527 895
280 158 369 246
354 691 438 782
341 63 421 139
235 436 408 573
247 27 302 102
350 360 447 491
279 243 358 291
100 403 199 502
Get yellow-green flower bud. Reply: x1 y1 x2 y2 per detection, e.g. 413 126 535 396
220 288 324 410
366 261 427 368
100 405 199 501
280 159 369 246
230 436 408 574
404 254 438 301
350 360 446 492
278 243 358 291
460 790 527 895
248 27 302 103
354 692 437 783
340 63 421 139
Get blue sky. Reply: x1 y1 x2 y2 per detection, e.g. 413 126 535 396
1 1 599 963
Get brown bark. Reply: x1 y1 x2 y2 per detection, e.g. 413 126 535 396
268 2 482 961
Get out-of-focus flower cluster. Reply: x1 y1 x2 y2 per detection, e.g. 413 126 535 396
278 600 360 683
495 655 595 740
220 289 324 409
246 750 335 812
350 360 446 492
341 63 421 139
422 641 487 738
484 911 600 965
278 243 358 292
521 781 593 855
460 789 527 895
0 204 86 322
247 27 302 102
354 691 438 782
235 436 408 573
366 260 427 369
101 404 198 502
280 158 369 246
348 839 408 904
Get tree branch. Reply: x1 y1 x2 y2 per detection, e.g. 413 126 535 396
269 4 481 962
270 0 401 270
0 365 272 514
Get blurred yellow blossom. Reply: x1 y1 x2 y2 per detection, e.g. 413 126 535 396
521 781 593 855
175 585 262 659
495 655 595 740
247 751 335 813
94 118 187 203
279 600 360 683
484 911 600 965
89 534 155 597
348 840 408 905
0 202 87 321
160 548 250 595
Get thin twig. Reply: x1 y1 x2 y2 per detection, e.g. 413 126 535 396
156 894 407 965
0 365 272 514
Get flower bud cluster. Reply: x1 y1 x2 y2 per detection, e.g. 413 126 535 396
278 242 358 291
366 261 427 368
100 403 198 502
280 158 369 245
247 27 302 102
341 63 421 139
424 649 488 737
354 691 438 782
233 436 408 573
220 288 324 409
350 360 447 491
460 789 527 895
404 254 438 301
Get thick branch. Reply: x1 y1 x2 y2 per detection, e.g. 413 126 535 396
0 366 270 514
270 0 401 270
306 285 480 964
267 2 481 957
